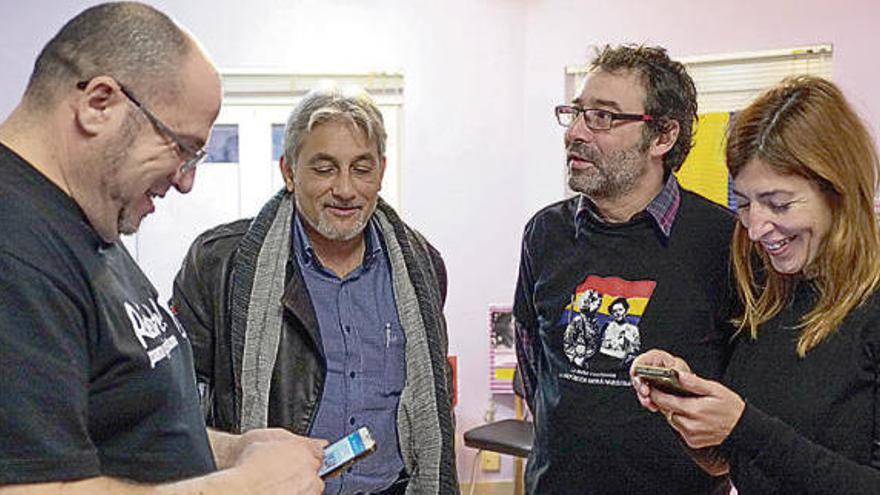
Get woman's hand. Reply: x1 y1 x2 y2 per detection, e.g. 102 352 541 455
652 370 745 449
630 349 745 449
629 349 693 413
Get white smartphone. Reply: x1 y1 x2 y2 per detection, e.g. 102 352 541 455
319 426 377 479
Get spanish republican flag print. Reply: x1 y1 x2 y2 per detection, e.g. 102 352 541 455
564 275 657 322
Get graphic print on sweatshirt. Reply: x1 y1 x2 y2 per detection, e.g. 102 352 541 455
558 275 656 386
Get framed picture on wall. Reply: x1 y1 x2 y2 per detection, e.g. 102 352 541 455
488 304 517 394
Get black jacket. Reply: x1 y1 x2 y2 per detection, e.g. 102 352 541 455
170 215 449 435
171 195 459 493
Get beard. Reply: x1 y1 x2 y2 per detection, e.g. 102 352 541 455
567 136 651 199
116 201 140 236
295 194 375 242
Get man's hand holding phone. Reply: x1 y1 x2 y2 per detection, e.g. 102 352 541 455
231 429 326 494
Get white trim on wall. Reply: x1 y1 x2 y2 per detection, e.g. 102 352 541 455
565 44 833 114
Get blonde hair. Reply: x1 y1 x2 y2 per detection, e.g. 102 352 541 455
726 75 880 356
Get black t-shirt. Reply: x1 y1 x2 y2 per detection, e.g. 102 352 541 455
0 144 215 484
514 190 737 494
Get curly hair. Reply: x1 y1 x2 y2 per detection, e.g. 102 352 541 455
590 44 698 173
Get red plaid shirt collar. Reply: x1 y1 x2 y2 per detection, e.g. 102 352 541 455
575 172 681 239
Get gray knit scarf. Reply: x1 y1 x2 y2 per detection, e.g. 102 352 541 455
229 190 458 494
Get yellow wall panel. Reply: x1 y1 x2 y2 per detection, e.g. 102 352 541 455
676 112 730 207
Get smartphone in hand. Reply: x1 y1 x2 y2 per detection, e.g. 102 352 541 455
633 365 700 397
319 427 377 479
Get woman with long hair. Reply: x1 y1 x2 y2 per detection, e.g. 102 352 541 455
631 75 880 493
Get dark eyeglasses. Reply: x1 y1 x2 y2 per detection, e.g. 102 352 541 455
555 105 653 131
76 80 207 174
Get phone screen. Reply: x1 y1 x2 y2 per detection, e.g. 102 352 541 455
319 427 377 479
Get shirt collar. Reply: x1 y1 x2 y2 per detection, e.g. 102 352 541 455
575 172 681 239
292 212 384 270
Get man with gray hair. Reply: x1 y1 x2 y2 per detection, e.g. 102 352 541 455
172 87 458 494
0 2 324 494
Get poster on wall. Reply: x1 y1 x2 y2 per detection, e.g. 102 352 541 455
488 304 516 394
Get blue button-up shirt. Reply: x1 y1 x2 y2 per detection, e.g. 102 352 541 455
293 213 405 495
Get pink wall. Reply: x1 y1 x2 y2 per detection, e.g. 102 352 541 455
520 0 880 217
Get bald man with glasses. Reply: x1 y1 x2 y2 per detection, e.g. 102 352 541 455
83 79 209 174
0 3 323 494
513 44 738 494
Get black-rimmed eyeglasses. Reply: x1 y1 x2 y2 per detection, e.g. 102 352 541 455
76 80 207 174
555 105 653 131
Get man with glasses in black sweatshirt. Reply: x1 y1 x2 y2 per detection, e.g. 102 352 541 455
514 44 737 494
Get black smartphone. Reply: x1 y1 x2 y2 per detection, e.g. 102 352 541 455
633 365 699 397
319 427 377 479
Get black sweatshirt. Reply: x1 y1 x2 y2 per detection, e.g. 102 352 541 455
515 188 737 494
723 281 880 494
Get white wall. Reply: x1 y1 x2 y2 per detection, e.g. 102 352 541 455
2 0 880 486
